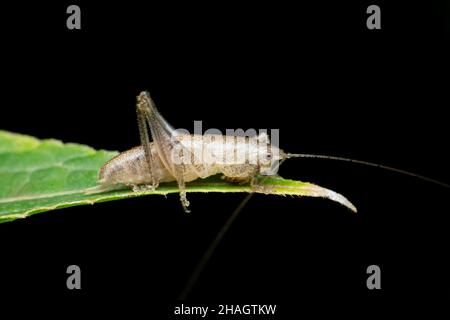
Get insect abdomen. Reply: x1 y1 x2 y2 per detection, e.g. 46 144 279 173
98 145 172 187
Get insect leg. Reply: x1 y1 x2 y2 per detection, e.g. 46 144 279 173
136 96 158 189
136 91 177 170
221 165 259 185
172 142 191 213
137 91 191 212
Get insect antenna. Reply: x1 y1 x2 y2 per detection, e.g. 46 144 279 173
285 153 450 189
178 192 253 300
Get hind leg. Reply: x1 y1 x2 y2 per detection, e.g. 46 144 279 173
136 96 159 189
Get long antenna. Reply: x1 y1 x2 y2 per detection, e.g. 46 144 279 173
178 192 254 300
286 153 450 189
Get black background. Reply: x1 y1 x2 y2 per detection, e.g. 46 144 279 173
0 1 449 318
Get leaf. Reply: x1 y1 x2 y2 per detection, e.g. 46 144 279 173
0 130 356 223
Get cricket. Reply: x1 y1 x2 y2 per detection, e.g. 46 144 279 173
90 91 449 214
91 91 310 212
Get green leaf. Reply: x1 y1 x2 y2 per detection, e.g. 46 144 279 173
0 130 356 223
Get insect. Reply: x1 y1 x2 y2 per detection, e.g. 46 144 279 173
92 91 449 213
93 91 296 212
89 91 450 299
